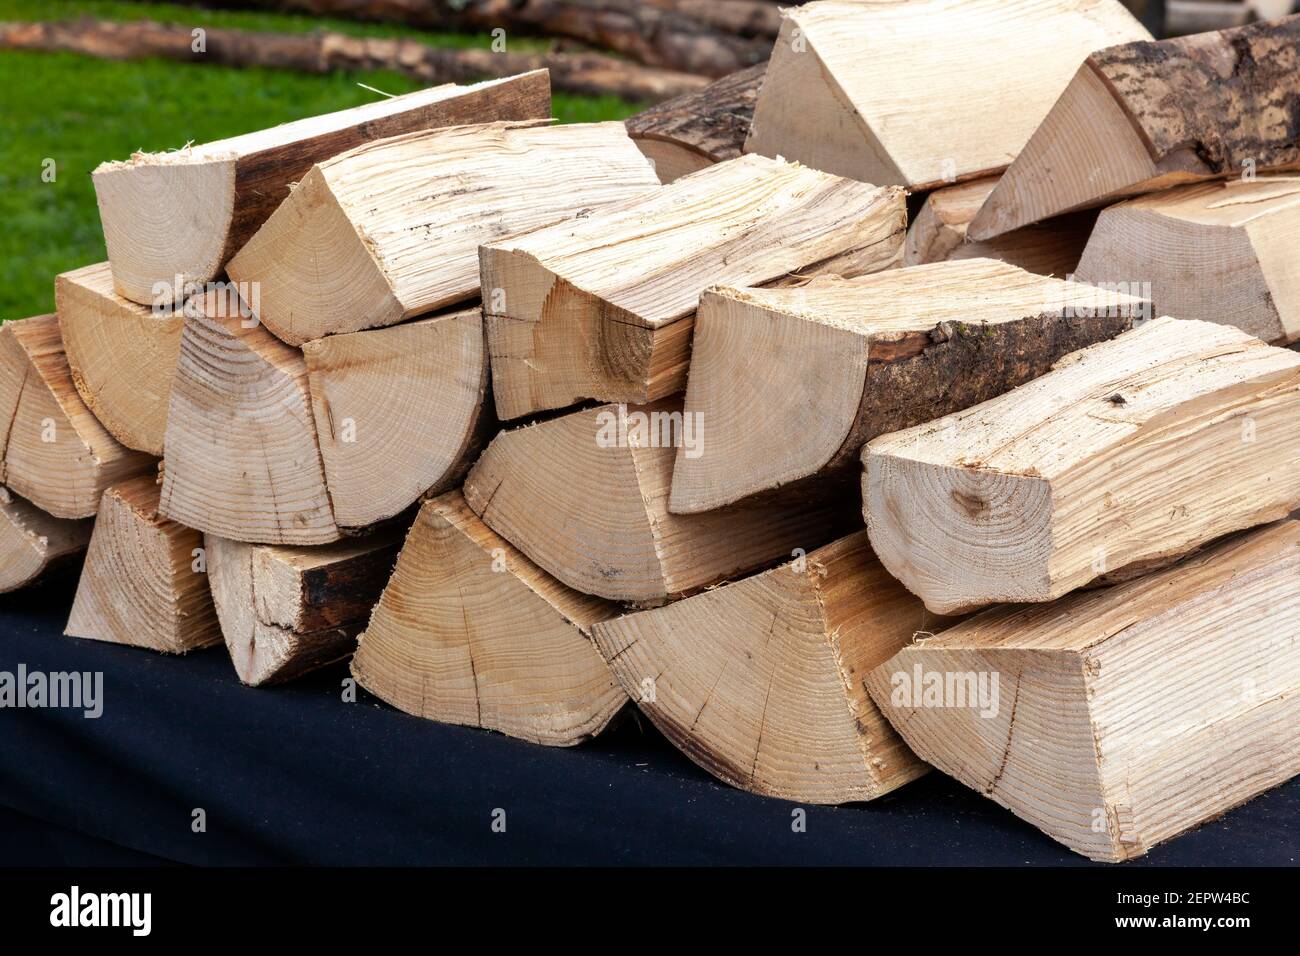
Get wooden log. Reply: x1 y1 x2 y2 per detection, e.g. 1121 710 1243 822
352 492 626 745
463 398 854 602
624 62 764 183
205 529 402 686
228 121 659 346
864 316 1300 614
0 315 154 519
743 0 1150 190
669 260 1144 514
1166 0 1253 36
88 64 548 306
55 261 184 456
302 308 492 529
865 520 1300 862
904 177 1097 276
969 16 1300 240
65 475 221 654
483 154 906 421
0 486 92 594
1075 176 1300 346
591 530 956 802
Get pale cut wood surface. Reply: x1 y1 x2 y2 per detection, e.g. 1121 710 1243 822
228 120 659 346
65 475 221 654
463 397 855 602
864 316 1300 614
671 259 1142 514
592 530 959 803
743 0 1150 189
56 261 184 455
483 153 906 420
866 520 1300 862
1076 177 1300 345
93 71 550 306
0 486 91 594
352 492 626 746
0 314 154 519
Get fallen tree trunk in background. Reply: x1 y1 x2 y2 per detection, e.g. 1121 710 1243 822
205 528 403 685
624 61 763 182
1075 177 1300 346
970 16 1300 240
483 154 906 421
228 121 658 345
352 492 627 746
0 487 92 594
592 530 956 803
65 475 222 654
865 317 1300 614
867 519 1300 862
669 260 1142 514
0 315 154 519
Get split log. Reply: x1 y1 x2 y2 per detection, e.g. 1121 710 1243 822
463 398 854 602
1075 177 1300 346
743 0 1150 190
89 64 548 306
864 316 1300 614
302 308 493 529
866 519 1300 862
591 530 956 803
904 177 1097 276
228 121 659 346
483 153 906 421
1166 0 1253 36
205 529 402 686
0 487 92 594
352 492 626 746
624 62 764 183
669 260 1143 514
56 261 184 456
65 475 221 654
969 16 1300 240
0 315 154 519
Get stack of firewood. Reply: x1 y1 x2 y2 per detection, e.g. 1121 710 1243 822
5 0 1298 863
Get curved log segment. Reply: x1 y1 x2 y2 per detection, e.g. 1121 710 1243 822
0 487 91 594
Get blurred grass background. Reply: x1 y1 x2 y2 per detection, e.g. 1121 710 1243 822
0 0 641 319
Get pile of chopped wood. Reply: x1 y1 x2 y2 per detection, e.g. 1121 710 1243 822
8 0 1299 864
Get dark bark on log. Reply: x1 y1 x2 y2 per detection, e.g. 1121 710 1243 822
624 61 764 164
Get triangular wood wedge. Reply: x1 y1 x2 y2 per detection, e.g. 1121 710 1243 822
591 530 957 803
0 315 154 518
624 62 764 183
969 16 1300 240
0 486 91 593
352 492 626 746
864 316 1300 614
65 475 221 654
205 529 402 686
865 520 1300 862
743 0 1149 189
302 307 493 529
227 120 659 346
670 260 1144 514
483 153 906 421
1075 177 1300 345
93 71 550 306
463 398 854 602
56 261 184 455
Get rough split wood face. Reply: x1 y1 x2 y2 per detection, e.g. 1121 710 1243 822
591 530 958 803
970 16 1300 240
866 520 1300 862
352 492 626 746
227 120 660 346
670 259 1143 514
1076 176 1300 345
93 71 551 306
482 153 907 421
743 0 1150 189
0 486 91 594
864 316 1300 614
